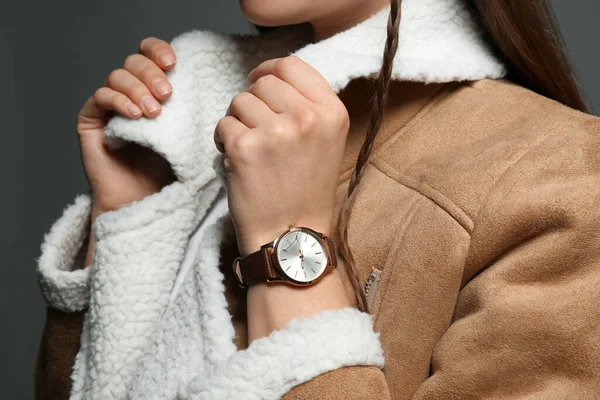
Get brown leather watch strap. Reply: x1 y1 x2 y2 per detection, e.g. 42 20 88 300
324 236 337 267
239 246 281 287
236 233 336 288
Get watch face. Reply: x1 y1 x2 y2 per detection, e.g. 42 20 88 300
275 229 328 284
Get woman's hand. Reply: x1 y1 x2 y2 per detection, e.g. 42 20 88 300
77 37 177 222
214 55 349 256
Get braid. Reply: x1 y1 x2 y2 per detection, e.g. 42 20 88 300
335 0 402 313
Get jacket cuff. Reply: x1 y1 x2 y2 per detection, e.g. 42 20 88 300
186 307 384 399
37 194 92 312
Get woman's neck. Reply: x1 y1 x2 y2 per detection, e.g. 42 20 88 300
310 0 389 42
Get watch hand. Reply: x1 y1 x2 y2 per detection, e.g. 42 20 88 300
282 237 295 251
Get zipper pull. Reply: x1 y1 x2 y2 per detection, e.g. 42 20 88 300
364 267 383 312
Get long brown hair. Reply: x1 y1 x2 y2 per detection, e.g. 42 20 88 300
337 0 588 313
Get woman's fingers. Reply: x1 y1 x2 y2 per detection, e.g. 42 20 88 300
106 68 162 118
248 74 305 113
78 87 142 130
93 87 143 118
227 92 275 128
214 116 248 153
77 87 142 157
123 53 173 101
248 56 333 103
139 37 176 70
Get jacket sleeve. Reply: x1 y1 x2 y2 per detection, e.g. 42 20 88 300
37 194 93 312
35 194 92 400
35 178 222 399
70 179 221 398
181 306 390 399
413 126 600 398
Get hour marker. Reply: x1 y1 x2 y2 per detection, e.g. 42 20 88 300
281 258 287 261
304 270 307 278
315 252 321 254
285 266 291 271
311 268 316 274
295 271 298 278
304 235 307 242
311 242 316 247
315 261 321 265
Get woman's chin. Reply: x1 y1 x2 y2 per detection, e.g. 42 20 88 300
239 0 309 27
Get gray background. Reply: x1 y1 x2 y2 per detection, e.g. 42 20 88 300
0 1 598 398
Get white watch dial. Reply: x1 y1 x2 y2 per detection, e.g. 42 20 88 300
276 230 328 283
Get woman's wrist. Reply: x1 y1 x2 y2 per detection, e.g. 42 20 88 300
81 206 107 270
237 224 291 257
246 267 351 343
238 219 332 257
82 229 96 270
81 208 103 270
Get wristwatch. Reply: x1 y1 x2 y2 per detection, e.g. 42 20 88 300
232 224 337 288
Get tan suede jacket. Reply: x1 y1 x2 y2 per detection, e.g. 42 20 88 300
36 3 600 399
38 77 600 399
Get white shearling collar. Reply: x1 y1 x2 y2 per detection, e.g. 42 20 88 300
294 0 506 92
103 0 506 193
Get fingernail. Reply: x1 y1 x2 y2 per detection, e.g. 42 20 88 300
158 51 176 67
153 78 172 96
126 101 142 116
142 95 161 114
247 68 256 82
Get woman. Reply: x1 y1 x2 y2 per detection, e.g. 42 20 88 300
36 0 600 398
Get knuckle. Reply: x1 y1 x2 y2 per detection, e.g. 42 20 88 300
123 54 141 69
230 92 252 111
253 74 276 90
275 56 300 75
139 63 159 81
106 69 125 86
216 116 238 139
274 58 291 75
93 87 108 101
292 105 317 132
233 133 259 159
108 92 120 107
215 116 229 135
228 135 245 155
328 101 350 128
139 36 156 50
129 81 149 95
268 119 291 141
286 55 301 64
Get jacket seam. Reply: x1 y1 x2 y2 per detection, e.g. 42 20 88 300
338 82 459 183
370 195 423 323
369 158 474 235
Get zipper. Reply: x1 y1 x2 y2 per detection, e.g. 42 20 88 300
364 267 383 312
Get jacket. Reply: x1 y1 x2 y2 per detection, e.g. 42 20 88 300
35 0 600 399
